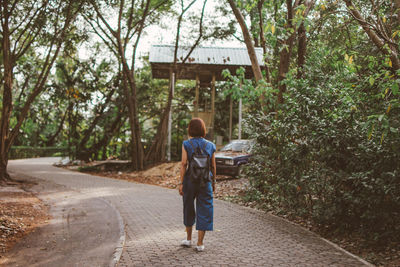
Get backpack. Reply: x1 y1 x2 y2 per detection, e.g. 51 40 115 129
187 140 210 187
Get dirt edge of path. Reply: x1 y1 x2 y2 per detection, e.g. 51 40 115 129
0 180 50 264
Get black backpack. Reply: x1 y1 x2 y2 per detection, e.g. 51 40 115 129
187 140 210 187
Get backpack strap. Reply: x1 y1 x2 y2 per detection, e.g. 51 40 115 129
200 141 208 155
188 140 198 157
188 139 208 156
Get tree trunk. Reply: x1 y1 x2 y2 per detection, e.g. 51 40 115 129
277 0 314 103
144 72 174 163
0 1 81 181
0 0 14 183
45 108 68 147
257 0 271 82
114 0 150 171
87 110 125 160
101 144 107 160
297 22 307 79
277 0 296 104
0 158 11 185
396 0 400 25
121 68 144 170
77 88 115 156
250 7 259 47
228 0 263 83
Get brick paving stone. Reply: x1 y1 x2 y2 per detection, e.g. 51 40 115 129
8 158 373 267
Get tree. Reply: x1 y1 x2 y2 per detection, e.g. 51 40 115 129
85 0 172 170
276 0 315 103
0 0 84 183
343 0 400 72
226 0 315 105
48 53 122 161
145 0 208 163
227 0 263 83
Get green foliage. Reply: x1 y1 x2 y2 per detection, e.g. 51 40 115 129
245 43 400 243
9 146 68 159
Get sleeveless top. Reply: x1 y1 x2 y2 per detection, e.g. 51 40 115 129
183 137 216 179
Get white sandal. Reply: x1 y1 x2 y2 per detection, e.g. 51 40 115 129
180 239 192 247
194 245 205 252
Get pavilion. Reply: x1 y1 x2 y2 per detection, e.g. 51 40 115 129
149 45 264 158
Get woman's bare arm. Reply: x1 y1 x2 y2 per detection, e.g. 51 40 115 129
211 153 216 193
180 145 188 183
179 145 187 196
211 153 216 179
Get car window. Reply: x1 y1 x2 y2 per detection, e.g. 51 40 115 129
220 140 252 153
220 143 233 151
232 143 244 151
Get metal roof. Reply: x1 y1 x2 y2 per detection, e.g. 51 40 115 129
149 45 264 66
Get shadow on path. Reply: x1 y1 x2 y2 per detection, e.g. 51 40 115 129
7 158 372 267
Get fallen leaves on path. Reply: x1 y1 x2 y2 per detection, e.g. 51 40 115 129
0 184 49 261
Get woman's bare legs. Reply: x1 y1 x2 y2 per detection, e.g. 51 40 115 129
197 230 205 246
186 226 193 241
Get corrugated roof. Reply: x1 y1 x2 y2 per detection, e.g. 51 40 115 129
149 45 264 66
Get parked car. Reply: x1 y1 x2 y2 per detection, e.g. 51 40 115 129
215 139 253 177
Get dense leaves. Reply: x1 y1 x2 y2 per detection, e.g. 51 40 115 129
243 16 400 243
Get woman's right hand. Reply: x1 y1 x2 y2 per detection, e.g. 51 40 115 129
179 184 183 196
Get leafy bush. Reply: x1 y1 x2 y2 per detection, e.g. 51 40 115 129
9 146 68 159
245 48 400 243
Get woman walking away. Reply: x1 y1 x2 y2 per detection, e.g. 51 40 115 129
179 118 216 252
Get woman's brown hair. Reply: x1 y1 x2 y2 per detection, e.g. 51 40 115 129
188 118 206 138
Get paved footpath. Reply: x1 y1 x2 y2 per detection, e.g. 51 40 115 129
8 158 372 267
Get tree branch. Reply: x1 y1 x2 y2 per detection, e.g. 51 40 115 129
228 0 263 82
90 0 117 38
181 0 207 65
8 1 83 149
344 0 400 71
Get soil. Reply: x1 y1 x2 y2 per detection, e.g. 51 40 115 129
0 181 50 263
68 160 400 267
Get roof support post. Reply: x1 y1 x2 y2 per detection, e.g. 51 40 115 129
210 73 216 140
229 94 233 142
167 70 175 161
195 74 199 117
238 81 242 140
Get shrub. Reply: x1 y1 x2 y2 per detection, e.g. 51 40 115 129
245 57 400 243
9 146 68 159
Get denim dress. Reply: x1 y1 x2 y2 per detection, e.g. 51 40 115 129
182 137 216 231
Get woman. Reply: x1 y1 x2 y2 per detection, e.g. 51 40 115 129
179 118 216 252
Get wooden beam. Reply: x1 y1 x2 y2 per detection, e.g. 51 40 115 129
151 63 255 81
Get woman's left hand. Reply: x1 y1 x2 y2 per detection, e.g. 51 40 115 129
179 184 183 196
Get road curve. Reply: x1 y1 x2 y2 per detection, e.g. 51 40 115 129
8 158 372 267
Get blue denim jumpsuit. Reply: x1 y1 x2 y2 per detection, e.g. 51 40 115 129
183 137 216 231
